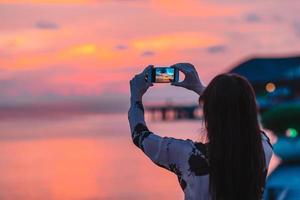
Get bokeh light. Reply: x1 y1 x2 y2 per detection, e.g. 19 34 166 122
286 128 298 138
266 82 276 93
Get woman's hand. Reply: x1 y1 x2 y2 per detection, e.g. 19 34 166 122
130 65 153 103
170 63 205 95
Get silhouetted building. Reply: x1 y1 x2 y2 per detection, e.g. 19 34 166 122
230 56 300 110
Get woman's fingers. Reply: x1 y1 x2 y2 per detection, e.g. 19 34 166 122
171 63 194 74
143 65 154 86
143 65 153 74
133 69 153 87
142 65 153 85
171 63 188 73
171 81 183 87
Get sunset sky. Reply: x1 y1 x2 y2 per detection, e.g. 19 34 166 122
1 0 300 113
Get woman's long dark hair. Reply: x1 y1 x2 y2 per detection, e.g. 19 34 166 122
199 73 265 200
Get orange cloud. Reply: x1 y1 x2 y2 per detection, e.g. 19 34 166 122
0 0 93 4
133 32 222 51
0 42 119 70
0 30 54 53
69 44 97 55
151 0 242 17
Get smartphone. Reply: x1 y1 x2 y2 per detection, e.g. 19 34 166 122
148 67 179 83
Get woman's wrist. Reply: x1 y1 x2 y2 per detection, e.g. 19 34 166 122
130 95 142 105
130 99 144 112
193 85 205 96
128 98 146 133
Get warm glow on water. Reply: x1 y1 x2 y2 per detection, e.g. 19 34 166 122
0 138 184 199
0 114 278 199
0 114 200 199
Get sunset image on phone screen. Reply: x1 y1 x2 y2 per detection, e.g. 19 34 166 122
155 68 174 83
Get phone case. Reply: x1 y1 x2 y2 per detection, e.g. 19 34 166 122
147 67 153 83
174 68 179 83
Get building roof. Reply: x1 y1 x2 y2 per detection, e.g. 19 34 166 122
229 56 300 83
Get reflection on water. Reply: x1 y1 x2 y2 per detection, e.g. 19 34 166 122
0 114 277 199
0 114 199 200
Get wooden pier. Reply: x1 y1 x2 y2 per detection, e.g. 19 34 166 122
145 104 203 121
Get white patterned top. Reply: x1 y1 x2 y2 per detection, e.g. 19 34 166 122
128 101 273 200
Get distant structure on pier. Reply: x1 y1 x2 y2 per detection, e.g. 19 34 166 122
146 104 202 121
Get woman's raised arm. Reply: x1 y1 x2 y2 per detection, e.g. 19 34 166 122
128 65 196 177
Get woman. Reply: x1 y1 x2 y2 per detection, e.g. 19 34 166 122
128 63 273 200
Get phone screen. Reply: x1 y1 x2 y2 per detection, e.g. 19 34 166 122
154 67 175 83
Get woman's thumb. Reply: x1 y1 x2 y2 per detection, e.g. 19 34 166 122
171 82 182 87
